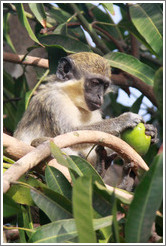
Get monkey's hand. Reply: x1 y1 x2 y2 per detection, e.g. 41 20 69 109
144 124 158 144
114 112 143 135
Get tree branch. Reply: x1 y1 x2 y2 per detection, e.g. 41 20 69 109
3 52 48 68
4 52 157 106
3 131 149 193
111 73 157 106
92 22 125 53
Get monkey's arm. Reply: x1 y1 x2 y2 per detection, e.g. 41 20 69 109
77 112 143 136
77 112 158 143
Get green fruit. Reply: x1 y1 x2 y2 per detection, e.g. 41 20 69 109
121 123 151 156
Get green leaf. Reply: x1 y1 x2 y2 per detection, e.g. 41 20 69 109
39 34 91 53
3 155 15 164
47 47 66 74
45 166 72 200
25 69 49 109
30 188 72 221
50 142 83 176
21 205 34 239
102 3 115 15
130 94 144 114
6 175 46 206
130 3 163 57
29 3 46 27
94 181 133 205
29 219 78 243
93 215 113 231
71 155 105 185
39 185 73 214
118 19 156 54
112 197 120 243
29 216 113 243
45 5 71 25
3 194 20 217
105 52 155 85
153 67 163 118
17 209 28 243
73 176 97 243
3 70 15 94
14 3 41 45
14 74 29 127
88 3 122 40
3 13 16 52
53 22 67 35
125 153 163 243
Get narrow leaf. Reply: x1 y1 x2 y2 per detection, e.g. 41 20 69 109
50 142 83 176
105 52 155 85
130 94 144 113
15 3 41 45
71 155 105 185
3 13 16 52
3 194 20 217
73 176 97 243
130 3 163 57
29 219 77 243
153 67 163 118
30 188 72 222
95 181 133 205
6 175 46 206
45 166 72 200
102 3 115 15
112 197 120 243
125 153 163 243
29 216 113 243
29 3 47 27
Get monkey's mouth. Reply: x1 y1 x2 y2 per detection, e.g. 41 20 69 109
88 101 102 111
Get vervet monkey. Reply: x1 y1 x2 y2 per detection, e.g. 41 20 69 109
14 52 157 172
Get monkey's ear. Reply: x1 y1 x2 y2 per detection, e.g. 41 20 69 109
56 57 74 81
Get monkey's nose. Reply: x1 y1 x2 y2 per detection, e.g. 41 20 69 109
97 94 103 105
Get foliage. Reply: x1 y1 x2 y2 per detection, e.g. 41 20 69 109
3 2 163 243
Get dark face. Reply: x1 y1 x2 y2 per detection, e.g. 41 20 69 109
84 76 110 111
55 54 111 111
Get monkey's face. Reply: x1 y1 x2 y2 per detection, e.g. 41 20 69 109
56 52 112 111
84 75 110 111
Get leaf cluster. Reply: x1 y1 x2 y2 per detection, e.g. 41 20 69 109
3 144 163 243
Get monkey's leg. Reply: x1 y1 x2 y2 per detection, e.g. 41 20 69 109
117 162 136 192
95 146 118 177
95 146 107 176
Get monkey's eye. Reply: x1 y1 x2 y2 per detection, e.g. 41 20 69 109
104 82 109 90
91 79 100 85
64 63 71 74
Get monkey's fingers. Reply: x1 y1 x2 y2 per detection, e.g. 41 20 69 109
144 124 159 144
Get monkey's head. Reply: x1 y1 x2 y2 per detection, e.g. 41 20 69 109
56 52 112 111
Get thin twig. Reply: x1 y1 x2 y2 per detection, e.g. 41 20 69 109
111 73 157 107
69 3 110 54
